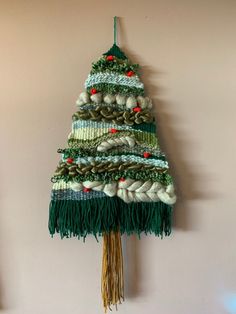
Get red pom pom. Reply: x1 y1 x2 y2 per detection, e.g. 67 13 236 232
83 187 91 193
119 177 126 182
106 55 114 61
110 128 118 133
143 152 151 158
67 158 74 164
90 88 97 95
126 71 135 77
133 107 141 112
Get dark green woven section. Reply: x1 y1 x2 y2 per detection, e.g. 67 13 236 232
132 122 157 133
91 56 139 75
48 197 172 239
86 83 144 97
103 44 127 60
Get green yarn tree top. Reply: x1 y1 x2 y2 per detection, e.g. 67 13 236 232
103 44 128 60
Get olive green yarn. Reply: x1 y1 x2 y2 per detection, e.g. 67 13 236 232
54 160 167 177
58 148 166 161
49 197 172 239
72 106 153 125
51 168 173 186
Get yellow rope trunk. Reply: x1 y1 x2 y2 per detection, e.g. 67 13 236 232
101 230 124 312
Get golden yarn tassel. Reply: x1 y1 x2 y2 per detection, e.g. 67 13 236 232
101 230 124 312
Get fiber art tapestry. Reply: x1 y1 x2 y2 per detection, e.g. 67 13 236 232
48 16 176 312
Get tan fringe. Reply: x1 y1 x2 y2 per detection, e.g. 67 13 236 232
101 230 124 312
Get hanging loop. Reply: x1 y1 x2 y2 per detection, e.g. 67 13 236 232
114 16 117 45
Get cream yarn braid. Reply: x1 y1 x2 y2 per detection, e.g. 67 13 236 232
97 136 136 152
66 179 176 205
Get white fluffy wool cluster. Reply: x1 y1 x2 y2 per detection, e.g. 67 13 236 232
76 91 152 109
70 179 176 205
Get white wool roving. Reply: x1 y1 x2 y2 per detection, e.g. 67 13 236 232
126 96 137 109
145 97 153 109
116 94 126 105
76 98 85 106
137 96 147 109
70 179 176 205
104 94 116 104
91 92 102 104
97 136 136 152
70 182 83 191
79 91 90 104
103 182 117 197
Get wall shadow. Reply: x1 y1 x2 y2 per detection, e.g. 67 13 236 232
121 43 206 230
117 19 215 299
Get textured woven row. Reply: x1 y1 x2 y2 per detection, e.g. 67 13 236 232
54 160 167 177
71 120 157 133
76 91 152 110
61 155 168 168
52 179 176 205
85 72 144 89
72 105 154 125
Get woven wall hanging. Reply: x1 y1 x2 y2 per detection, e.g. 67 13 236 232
48 16 176 312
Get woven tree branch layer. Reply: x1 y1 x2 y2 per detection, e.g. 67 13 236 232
72 105 153 125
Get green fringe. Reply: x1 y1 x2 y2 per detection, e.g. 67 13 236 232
48 197 172 239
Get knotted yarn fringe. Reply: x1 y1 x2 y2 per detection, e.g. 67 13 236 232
49 197 172 239
102 230 124 312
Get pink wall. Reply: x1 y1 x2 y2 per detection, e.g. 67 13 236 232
1 1 236 313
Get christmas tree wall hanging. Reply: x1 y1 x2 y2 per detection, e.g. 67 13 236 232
48 16 176 312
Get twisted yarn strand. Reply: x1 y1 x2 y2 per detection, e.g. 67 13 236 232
68 179 176 205
97 136 136 152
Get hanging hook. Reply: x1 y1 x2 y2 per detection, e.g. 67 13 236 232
114 16 117 45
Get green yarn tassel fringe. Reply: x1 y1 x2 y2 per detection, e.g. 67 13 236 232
48 196 172 239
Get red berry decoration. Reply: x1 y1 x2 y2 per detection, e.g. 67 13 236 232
83 187 91 193
133 107 141 112
119 177 126 182
143 152 151 158
126 70 135 77
90 88 97 95
106 55 114 61
67 158 74 164
110 128 118 133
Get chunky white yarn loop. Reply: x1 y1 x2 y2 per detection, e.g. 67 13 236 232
69 179 176 205
97 136 136 152
76 90 153 109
